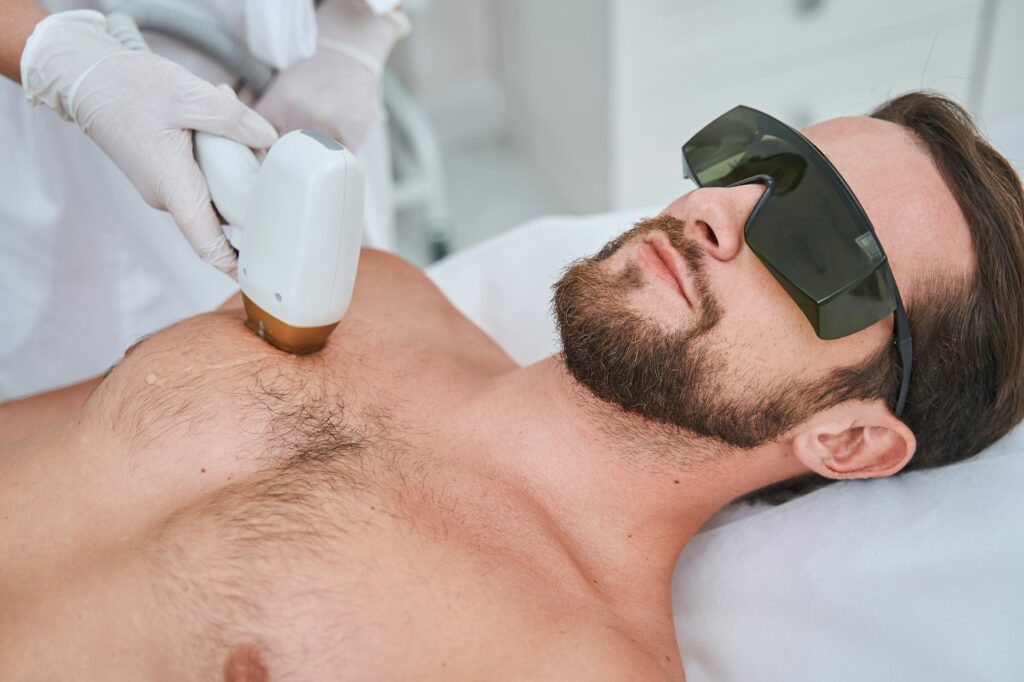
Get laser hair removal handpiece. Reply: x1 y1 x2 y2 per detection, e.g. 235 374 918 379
194 130 366 354
101 10 364 354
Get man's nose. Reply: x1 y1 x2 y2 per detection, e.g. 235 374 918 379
679 184 767 261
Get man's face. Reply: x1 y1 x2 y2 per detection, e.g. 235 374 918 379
553 115 973 448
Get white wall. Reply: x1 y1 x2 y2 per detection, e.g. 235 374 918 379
978 0 1024 126
390 0 505 145
392 0 1023 218
497 0 614 213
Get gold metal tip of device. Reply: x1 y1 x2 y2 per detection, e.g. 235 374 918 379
242 294 338 355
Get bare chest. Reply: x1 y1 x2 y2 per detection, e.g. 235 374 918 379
139 472 684 681
139 438 483 679
70 316 559 676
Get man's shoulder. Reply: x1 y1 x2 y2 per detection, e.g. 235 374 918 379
532 632 678 681
474 613 680 681
352 247 451 317
349 247 517 370
411 561 680 681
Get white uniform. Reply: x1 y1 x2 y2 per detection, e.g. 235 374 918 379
0 0 395 400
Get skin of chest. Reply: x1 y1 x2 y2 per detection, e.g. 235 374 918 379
2 248 679 675
0 249 681 680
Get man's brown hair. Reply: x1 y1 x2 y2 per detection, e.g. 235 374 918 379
743 91 1024 505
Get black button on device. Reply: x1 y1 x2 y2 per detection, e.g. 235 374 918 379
300 129 344 151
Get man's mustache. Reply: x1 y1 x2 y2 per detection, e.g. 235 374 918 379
599 214 712 311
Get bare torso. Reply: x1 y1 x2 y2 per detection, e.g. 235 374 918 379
0 250 683 680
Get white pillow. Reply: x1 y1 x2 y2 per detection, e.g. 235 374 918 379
427 211 1024 681
427 209 648 366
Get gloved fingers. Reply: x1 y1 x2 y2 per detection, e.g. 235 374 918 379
163 160 239 276
175 81 278 150
253 56 378 151
316 1 411 67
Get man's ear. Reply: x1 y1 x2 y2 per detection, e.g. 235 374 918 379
790 401 917 480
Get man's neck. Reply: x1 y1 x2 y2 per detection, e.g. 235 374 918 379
446 356 803 618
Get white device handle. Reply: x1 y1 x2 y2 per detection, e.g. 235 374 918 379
193 131 261 250
106 11 261 253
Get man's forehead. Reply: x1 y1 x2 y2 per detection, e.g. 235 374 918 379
801 115 974 293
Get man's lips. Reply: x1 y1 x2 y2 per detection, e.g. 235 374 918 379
639 233 693 306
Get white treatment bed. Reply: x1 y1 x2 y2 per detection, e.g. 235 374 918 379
426 208 1024 682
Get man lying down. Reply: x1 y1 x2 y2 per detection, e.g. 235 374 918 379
3 92 1024 680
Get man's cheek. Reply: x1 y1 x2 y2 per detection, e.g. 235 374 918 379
714 310 784 370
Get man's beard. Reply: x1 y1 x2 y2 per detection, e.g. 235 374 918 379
552 214 829 449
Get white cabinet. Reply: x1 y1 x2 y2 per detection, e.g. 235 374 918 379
499 0 1014 213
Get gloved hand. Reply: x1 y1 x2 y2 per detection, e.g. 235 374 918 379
254 0 410 152
20 10 279 274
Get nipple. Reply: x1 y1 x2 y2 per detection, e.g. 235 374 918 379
223 645 268 682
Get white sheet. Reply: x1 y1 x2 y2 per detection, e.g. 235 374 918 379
427 208 652 366
426 209 1024 681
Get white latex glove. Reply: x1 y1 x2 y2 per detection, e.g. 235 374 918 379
20 10 279 274
255 0 410 152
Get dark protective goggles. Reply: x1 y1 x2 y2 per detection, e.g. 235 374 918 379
681 105 913 417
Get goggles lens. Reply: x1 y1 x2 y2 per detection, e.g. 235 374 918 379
681 105 913 417
682 106 896 340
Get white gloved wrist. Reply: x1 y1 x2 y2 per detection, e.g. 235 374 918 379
316 0 411 73
253 0 409 151
19 9 279 275
20 10 128 120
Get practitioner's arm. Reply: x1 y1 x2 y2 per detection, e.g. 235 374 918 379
0 0 47 82
3 4 278 273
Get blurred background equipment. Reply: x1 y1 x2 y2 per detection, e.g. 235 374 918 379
386 0 1023 264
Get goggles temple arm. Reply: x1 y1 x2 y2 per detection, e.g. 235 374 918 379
892 290 913 418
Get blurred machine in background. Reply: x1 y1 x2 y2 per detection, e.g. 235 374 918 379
386 67 452 260
387 0 1023 264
